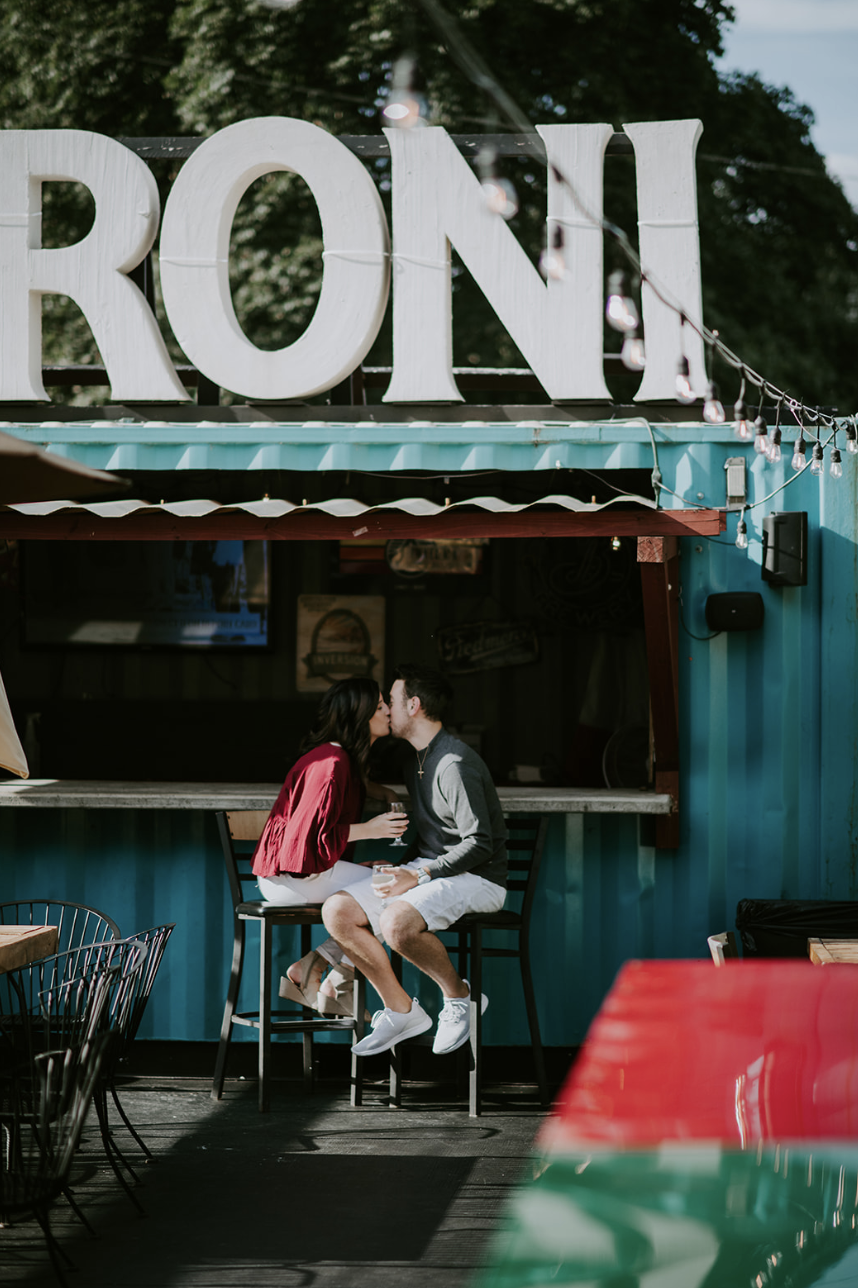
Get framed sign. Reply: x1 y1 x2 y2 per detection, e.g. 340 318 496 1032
435 619 539 674
296 594 385 693
386 539 486 576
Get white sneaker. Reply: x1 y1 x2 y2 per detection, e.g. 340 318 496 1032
351 999 432 1057
432 983 489 1055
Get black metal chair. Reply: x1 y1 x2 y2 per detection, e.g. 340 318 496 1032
0 944 129 1275
0 900 120 955
211 810 367 1112
94 922 175 1173
388 815 550 1116
1 939 150 1218
1 1036 111 1288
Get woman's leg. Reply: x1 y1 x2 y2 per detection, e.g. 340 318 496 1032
257 862 370 992
256 860 369 906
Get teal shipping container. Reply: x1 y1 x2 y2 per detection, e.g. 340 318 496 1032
0 411 851 1058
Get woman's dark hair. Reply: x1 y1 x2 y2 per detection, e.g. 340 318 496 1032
301 677 381 773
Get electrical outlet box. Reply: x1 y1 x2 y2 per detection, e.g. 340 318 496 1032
724 457 746 508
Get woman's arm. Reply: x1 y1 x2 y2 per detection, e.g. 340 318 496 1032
348 808 408 843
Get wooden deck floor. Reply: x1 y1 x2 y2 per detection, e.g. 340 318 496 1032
4 1073 547 1287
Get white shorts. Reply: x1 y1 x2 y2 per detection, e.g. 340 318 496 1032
343 861 506 939
256 860 370 907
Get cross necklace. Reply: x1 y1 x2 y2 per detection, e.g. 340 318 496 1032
415 744 431 779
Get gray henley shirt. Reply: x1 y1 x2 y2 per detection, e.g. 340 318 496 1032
404 728 507 888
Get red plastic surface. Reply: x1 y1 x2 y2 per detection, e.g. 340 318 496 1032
543 960 858 1150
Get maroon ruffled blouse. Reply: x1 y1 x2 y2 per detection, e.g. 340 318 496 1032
251 743 365 878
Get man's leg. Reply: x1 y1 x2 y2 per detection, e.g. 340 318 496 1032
381 897 492 1057
380 902 468 999
322 891 412 1013
323 891 432 1056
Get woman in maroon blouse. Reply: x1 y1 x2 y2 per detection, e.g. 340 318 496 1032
252 676 405 1015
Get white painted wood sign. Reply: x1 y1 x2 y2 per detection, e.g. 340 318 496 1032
0 118 706 404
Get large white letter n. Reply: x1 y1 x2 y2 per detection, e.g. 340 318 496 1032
0 130 187 402
383 124 613 403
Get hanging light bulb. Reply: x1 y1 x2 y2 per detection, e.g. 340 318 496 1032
605 270 640 334
734 398 752 439
702 382 725 424
735 517 749 550
482 175 518 219
830 446 843 478
381 56 429 129
766 399 784 464
539 224 565 281
753 415 769 455
673 314 695 404
675 355 695 404
732 370 751 439
611 536 622 552
847 423 858 454
476 146 518 219
791 437 807 471
621 333 646 371
810 442 824 475
766 427 782 464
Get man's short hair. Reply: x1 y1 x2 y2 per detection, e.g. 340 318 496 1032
394 663 453 722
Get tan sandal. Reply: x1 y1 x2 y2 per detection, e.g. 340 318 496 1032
316 966 370 1020
278 949 326 1008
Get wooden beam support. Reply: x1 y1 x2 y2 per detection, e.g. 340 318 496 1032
0 507 725 543
638 536 680 849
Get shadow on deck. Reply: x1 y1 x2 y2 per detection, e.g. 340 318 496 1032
3 1055 563 1288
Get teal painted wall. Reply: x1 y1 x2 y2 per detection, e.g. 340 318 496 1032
2 424 857 1045
0 807 594 1047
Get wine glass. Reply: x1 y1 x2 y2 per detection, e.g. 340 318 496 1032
387 801 409 847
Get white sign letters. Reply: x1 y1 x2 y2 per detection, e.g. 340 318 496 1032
0 118 706 404
0 129 188 402
159 118 390 401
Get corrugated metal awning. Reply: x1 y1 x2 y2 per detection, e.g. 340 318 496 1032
0 494 725 540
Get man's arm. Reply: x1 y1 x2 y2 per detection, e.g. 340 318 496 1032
420 761 498 879
363 778 401 804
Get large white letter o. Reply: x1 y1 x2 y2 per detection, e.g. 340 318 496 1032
159 118 390 400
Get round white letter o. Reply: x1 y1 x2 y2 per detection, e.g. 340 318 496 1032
160 117 390 400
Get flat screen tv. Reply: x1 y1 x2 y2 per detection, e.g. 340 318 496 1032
22 539 271 649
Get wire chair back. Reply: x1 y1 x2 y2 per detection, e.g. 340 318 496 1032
32 1038 110 1195
92 925 175 1175
113 923 175 1056
0 940 146 1117
0 900 120 956
1 1033 111 1285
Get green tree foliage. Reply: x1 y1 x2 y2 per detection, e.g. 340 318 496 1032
0 0 181 378
0 0 856 412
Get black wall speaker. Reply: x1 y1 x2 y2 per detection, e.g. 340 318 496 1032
762 511 808 587
705 592 765 632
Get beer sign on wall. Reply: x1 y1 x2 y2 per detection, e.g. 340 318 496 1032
0 118 705 405
296 594 384 694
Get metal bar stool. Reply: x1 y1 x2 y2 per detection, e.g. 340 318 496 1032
211 810 366 1112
